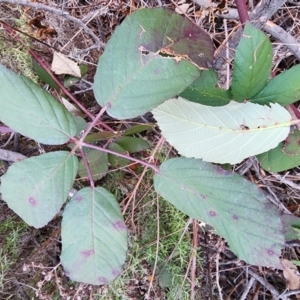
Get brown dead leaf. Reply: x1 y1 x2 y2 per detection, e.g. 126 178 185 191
281 259 300 298
51 52 81 77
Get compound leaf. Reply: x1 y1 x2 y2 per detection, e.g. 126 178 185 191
231 23 272 101
93 8 214 119
0 151 78 228
0 64 76 145
152 98 291 164
251 65 300 105
61 187 128 284
154 158 284 268
257 130 300 172
180 68 231 106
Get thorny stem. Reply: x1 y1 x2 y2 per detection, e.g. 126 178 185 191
235 0 250 26
29 49 96 120
81 141 160 173
79 104 109 143
79 147 95 189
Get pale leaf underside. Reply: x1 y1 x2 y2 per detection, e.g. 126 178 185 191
153 98 291 164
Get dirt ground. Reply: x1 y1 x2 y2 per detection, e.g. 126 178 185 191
1 0 300 299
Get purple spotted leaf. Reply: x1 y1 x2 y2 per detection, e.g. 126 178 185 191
0 151 78 228
154 158 284 269
61 187 128 285
93 8 214 119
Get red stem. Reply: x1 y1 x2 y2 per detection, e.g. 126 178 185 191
81 141 160 173
291 104 300 119
235 0 250 26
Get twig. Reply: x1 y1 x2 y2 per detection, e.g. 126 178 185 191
190 219 198 300
248 268 280 299
250 157 291 214
264 20 300 60
213 0 288 69
215 7 300 62
215 241 224 300
145 195 160 299
279 288 300 299
0 0 104 49
240 277 256 300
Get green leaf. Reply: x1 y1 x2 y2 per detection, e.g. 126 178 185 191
0 64 76 145
124 124 153 136
32 59 59 89
84 132 122 143
64 65 88 88
154 158 284 268
114 137 150 153
78 149 108 181
231 23 272 101
0 151 78 228
61 187 128 284
152 97 291 164
108 143 130 167
180 68 231 106
257 130 300 172
93 8 214 119
251 65 300 105
281 214 300 242
73 116 88 137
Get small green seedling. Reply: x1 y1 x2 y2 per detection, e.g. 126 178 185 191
1 8 300 285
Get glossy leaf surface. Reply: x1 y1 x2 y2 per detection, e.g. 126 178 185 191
231 23 272 101
251 65 300 105
93 8 214 119
180 68 231 106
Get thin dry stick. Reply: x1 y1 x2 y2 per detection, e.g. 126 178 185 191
145 194 160 299
247 268 280 299
250 157 291 214
190 219 198 300
60 1 112 52
175 245 194 300
213 0 288 69
223 18 230 90
216 252 224 300
158 218 193 273
240 277 256 300
121 136 165 215
216 7 300 61
0 0 104 49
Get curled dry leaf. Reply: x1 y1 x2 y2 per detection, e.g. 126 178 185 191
281 259 300 298
51 52 81 77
